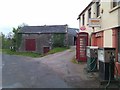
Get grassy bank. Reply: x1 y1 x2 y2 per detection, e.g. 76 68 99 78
2 49 41 57
47 47 69 54
0 49 2 52
1 47 69 58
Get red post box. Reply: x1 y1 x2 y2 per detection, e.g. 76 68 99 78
76 32 89 62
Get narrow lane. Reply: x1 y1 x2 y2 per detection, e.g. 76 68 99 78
2 53 71 88
2 46 99 88
35 46 99 88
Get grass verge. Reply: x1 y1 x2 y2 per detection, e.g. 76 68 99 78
2 49 41 58
47 47 69 54
71 57 86 64
2 47 69 58
71 57 79 64
0 49 2 52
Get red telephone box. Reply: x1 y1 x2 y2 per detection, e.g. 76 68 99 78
76 32 89 62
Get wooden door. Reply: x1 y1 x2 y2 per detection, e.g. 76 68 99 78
43 47 50 54
25 39 36 51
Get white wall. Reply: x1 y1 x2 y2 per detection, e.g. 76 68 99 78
104 29 113 47
100 1 119 30
79 1 120 32
91 3 97 18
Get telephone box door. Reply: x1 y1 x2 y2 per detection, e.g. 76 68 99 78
76 32 89 62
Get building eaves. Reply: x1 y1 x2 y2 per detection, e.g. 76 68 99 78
77 1 95 20
19 25 68 34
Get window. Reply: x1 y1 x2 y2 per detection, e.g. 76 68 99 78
96 1 100 17
112 0 120 8
88 8 91 19
113 1 117 7
82 14 85 25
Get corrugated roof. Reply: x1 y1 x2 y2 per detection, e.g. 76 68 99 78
68 28 79 36
19 25 68 34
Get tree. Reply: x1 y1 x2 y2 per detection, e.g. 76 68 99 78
12 23 28 51
52 34 65 47
0 32 13 49
1 33 6 49
12 26 22 51
0 32 3 49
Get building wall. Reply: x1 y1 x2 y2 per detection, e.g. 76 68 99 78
19 34 52 54
91 2 97 18
78 0 120 76
100 2 119 30
68 34 75 46
79 1 120 30
19 33 68 54
79 2 98 37
79 0 120 47
104 29 113 47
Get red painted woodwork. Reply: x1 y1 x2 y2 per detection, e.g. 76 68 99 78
112 28 120 76
91 33 97 46
25 39 36 51
76 32 89 62
112 29 118 62
115 62 120 77
91 31 103 47
43 47 50 54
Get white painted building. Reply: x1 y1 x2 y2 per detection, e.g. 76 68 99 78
77 0 120 54
77 0 120 75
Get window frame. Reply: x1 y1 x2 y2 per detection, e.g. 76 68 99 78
82 14 85 26
96 1 100 17
88 8 91 19
112 0 120 8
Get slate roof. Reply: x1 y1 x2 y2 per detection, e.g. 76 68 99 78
19 25 67 34
68 28 79 36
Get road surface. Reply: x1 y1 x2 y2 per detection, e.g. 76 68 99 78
2 54 71 88
2 46 99 88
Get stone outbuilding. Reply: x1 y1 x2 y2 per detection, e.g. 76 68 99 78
18 25 78 54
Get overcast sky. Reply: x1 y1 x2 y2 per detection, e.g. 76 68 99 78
0 0 91 35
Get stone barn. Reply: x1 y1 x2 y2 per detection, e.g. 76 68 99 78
18 25 68 54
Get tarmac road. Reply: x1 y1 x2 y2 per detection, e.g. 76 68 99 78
37 46 100 88
2 46 101 88
2 53 71 88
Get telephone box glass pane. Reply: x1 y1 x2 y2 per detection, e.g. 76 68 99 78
80 37 87 57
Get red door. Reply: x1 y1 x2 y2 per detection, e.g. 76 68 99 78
25 39 36 51
91 31 103 47
43 47 50 54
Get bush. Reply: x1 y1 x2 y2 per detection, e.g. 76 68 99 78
52 34 65 47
